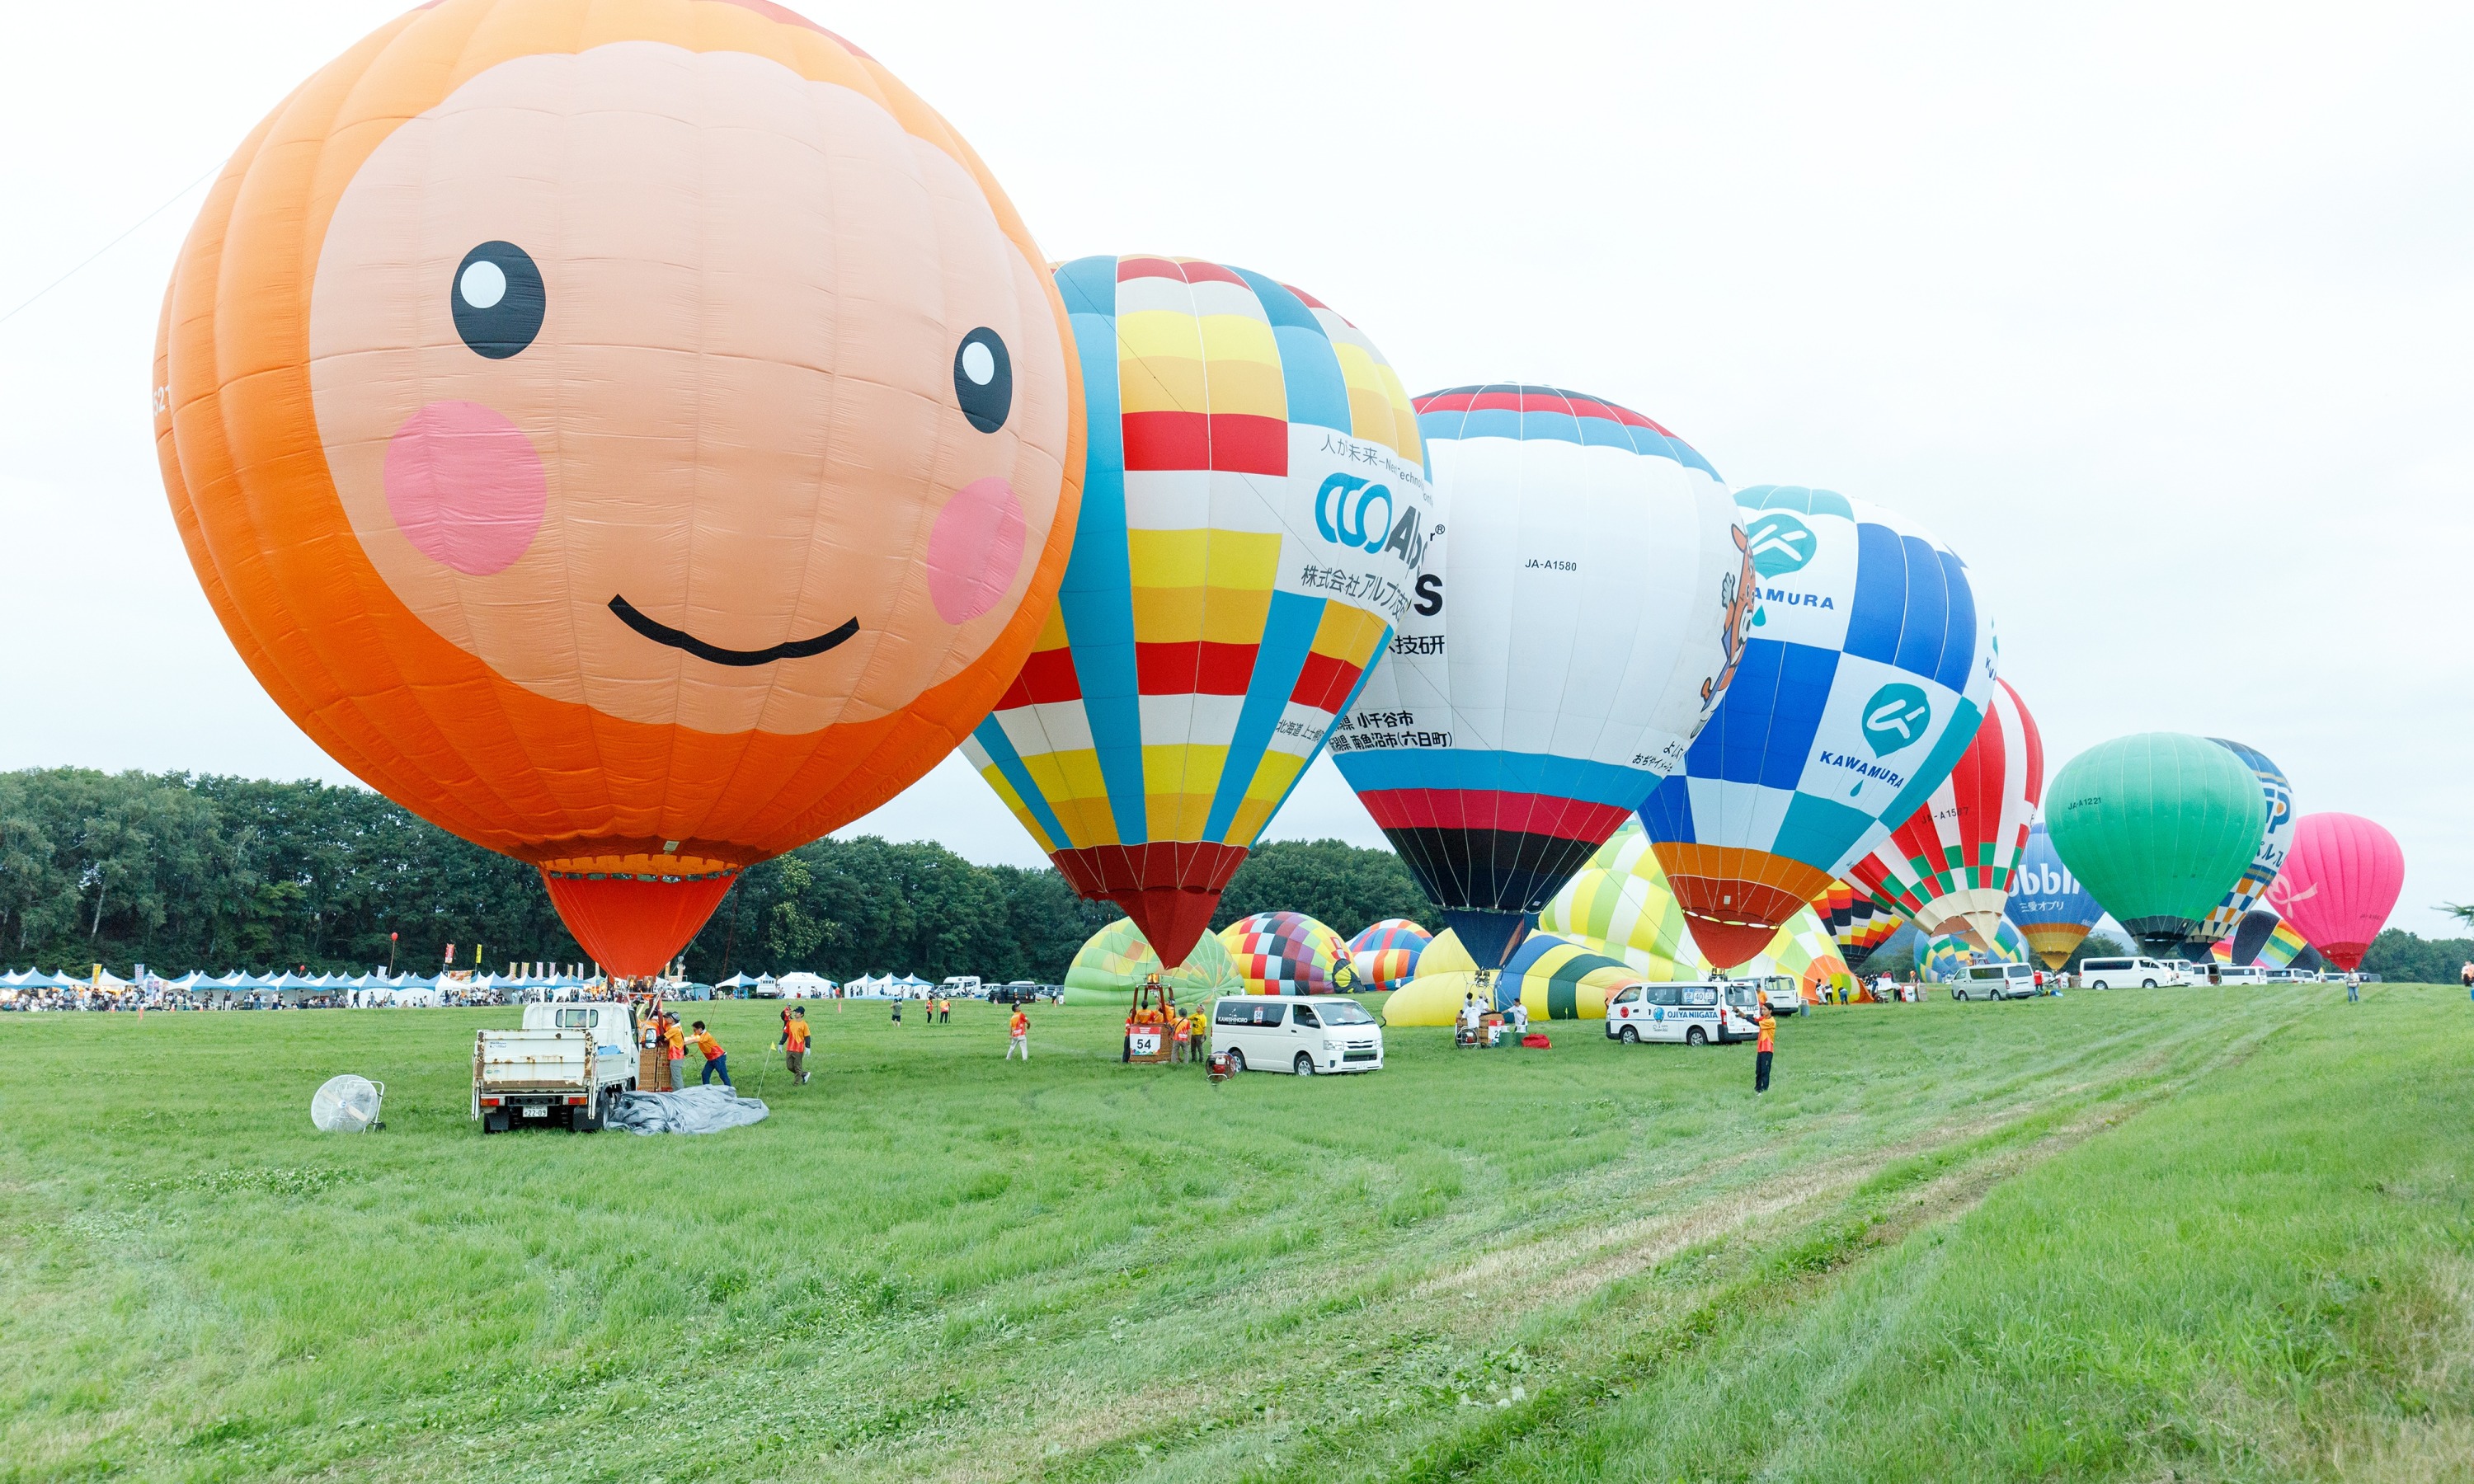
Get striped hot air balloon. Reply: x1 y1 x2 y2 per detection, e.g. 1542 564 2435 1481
1345 919 1431 990
1328 386 1754 970
1639 486 1997 970
2189 740 2298 948
1538 822 1698 974
962 256 1429 966
1845 679 2044 951
1920 919 2030 983
2004 822 2102 969
1817 880 1904 970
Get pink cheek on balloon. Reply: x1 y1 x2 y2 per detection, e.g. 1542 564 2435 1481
380 400 547 576
926 476 1027 625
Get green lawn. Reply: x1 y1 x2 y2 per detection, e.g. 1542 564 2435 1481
2 983 2464 1482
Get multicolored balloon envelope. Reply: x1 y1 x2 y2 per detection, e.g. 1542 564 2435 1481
1845 678 2043 950
2004 823 2103 969
1728 909 1855 1003
2045 734 2265 956
1639 486 1997 969
2228 908 2283 967
1538 822 1699 974
1381 929 1655 1024
1328 385 1754 970
2261 813 2405 972
2255 916 2314 970
1345 919 1432 990
1820 880 1905 970
1061 918 1244 1007
1920 919 2030 982
153 0 1084 974
2190 740 2298 946
962 255 1427 967
1220 912 1352 996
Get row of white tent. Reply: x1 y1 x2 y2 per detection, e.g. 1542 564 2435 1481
5 967 946 996
0 967 597 993
712 971 937 996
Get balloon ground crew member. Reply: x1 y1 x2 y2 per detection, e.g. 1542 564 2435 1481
690 1021 731 1086
778 1007 811 1085
1754 1007 1776 1093
663 1012 688 1090
1006 1005 1030 1061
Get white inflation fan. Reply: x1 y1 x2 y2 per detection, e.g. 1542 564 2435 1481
310 1074 386 1133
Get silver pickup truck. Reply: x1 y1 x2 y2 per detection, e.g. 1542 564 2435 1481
473 1003 638 1133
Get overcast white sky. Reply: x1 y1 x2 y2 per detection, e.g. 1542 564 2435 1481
3 1 2468 935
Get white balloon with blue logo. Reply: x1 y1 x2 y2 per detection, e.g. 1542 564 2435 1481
1639 485 1997 969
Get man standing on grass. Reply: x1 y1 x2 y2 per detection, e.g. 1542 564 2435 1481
1753 1007 1776 1093
1006 1005 1030 1061
779 1007 810 1085
664 1012 688 1090
2345 970 2361 1003
690 1021 731 1087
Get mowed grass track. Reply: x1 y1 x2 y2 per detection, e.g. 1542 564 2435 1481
0 983 2459 1482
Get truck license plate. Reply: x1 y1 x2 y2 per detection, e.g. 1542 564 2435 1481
522 1106 547 1117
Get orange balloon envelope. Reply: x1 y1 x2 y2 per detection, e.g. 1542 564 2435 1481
153 0 1083 973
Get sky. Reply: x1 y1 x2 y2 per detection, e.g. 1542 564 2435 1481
2 1 2469 935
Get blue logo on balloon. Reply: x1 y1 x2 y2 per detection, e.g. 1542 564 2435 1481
1316 473 1395 554
1744 512 1815 577
1860 683 1931 757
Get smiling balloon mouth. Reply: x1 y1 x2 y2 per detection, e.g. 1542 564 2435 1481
608 595 859 667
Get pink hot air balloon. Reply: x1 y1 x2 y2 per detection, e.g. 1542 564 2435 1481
2260 813 2403 972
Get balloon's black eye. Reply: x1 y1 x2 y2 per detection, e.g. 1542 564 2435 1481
953 327 1011 433
451 241 544 359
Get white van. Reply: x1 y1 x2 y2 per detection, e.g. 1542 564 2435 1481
2193 963 2267 984
1211 996 1383 1075
1605 981 1763 1045
1954 963 2037 1000
2078 956 2176 989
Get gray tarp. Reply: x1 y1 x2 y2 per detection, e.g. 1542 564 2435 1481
607 1084 769 1135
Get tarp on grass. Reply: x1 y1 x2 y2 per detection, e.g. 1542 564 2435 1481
606 1085 769 1136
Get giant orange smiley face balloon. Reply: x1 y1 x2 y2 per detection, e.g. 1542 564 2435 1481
153 0 1084 974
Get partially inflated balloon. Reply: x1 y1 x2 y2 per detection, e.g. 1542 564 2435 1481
2228 908 2282 967
2045 735 2264 956
1640 486 1997 969
2261 813 2404 971
962 256 1426 966
1921 919 2030 982
1346 919 1431 990
1820 881 1904 970
155 1 1081 974
1538 822 1698 973
1329 385 1754 968
2003 823 2102 968
2189 740 2298 946
1846 678 2044 950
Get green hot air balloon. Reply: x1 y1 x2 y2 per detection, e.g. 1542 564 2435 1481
2046 734 2266 956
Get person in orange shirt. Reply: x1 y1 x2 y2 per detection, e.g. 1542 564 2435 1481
1006 1006 1030 1061
663 1013 688 1090
778 1007 811 1085
1753 1008 1776 1094
689 1021 730 1087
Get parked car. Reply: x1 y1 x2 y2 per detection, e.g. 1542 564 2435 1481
1211 995 1383 1074
2078 956 2178 989
1954 963 2037 1000
1758 975 1806 1015
1604 981 1762 1045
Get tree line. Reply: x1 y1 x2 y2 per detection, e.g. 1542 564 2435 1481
12 768 2466 986
0 768 1437 983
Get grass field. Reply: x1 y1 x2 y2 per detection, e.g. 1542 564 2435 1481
2 982 2467 1482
